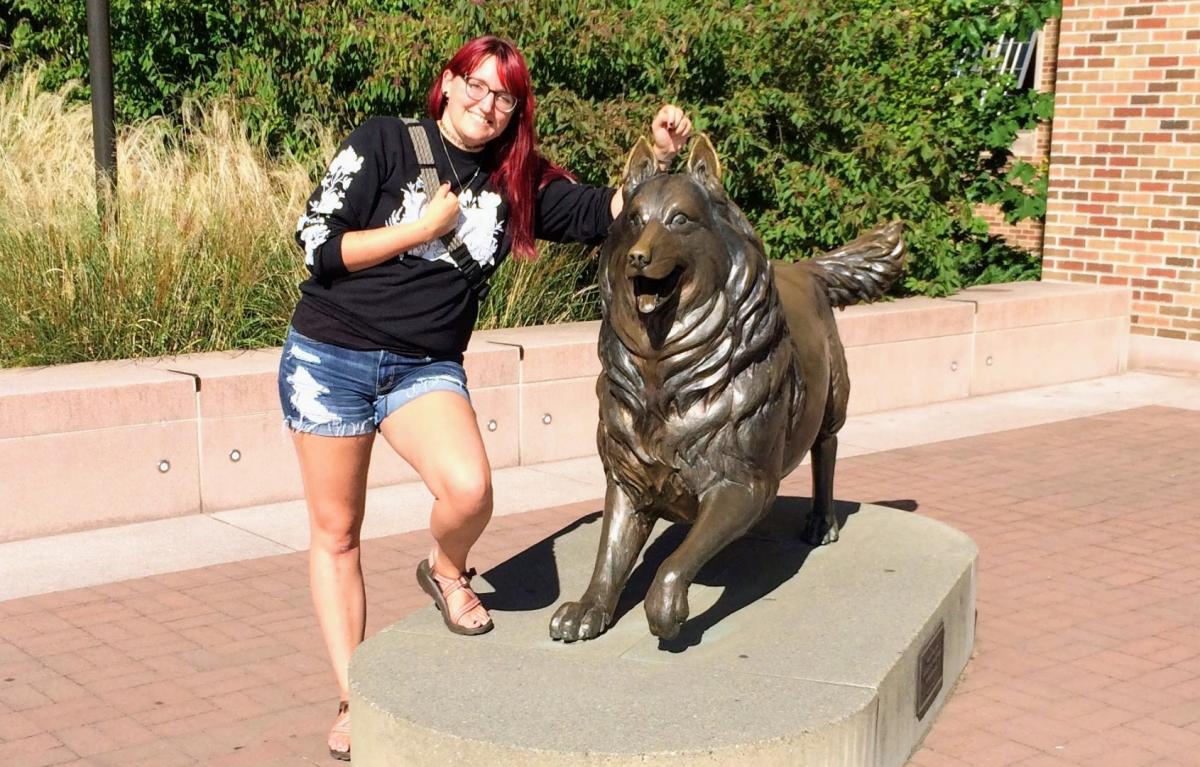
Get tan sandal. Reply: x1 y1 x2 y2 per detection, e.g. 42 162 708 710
328 699 350 761
416 550 494 636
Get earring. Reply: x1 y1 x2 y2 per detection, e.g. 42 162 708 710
442 91 449 99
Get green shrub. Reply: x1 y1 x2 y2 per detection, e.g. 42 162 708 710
1 0 1059 363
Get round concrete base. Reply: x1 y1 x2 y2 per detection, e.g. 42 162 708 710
349 502 976 767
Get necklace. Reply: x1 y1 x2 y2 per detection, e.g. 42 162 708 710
436 124 481 208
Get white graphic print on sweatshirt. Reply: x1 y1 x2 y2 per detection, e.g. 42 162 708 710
295 146 365 265
385 178 503 268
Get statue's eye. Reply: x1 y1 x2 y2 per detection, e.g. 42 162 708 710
628 210 645 227
669 212 690 227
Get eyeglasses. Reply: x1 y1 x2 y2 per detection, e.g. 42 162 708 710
460 76 518 114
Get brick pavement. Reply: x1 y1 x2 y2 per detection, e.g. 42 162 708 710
2 405 1198 766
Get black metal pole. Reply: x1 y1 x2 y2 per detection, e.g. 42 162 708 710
85 0 116 222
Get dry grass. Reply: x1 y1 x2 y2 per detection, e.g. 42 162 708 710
479 242 601 331
0 69 601 367
0 69 323 365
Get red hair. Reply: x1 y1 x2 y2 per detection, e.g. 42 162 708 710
428 36 572 260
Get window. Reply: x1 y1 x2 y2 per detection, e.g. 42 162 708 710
992 30 1040 91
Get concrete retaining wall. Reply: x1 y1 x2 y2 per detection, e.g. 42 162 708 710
0 281 1130 542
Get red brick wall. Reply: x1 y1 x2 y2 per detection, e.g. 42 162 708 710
979 202 1045 252
979 19 1059 254
977 124 1053 252
1042 1 1200 343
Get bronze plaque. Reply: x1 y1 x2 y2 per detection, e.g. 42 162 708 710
916 622 945 720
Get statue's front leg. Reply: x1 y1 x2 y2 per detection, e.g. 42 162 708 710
550 482 653 642
645 481 770 640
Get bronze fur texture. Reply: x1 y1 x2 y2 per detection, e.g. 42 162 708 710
549 136 905 642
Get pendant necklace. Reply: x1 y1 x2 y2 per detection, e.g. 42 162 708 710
437 125 481 208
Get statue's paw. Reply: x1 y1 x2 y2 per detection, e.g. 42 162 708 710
823 523 840 545
549 600 609 642
645 580 689 640
804 516 839 546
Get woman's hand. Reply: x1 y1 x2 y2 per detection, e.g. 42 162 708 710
650 105 693 170
422 182 461 239
340 183 463 272
608 105 696 218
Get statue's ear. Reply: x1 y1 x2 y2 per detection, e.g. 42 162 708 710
687 133 722 188
621 137 658 202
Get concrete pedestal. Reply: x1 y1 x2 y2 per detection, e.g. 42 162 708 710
350 502 977 766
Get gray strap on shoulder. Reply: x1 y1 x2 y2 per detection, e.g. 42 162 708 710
401 118 491 300
403 118 444 206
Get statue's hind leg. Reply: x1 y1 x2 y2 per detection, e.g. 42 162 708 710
804 432 839 545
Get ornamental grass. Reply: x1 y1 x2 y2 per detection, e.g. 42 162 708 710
0 69 600 367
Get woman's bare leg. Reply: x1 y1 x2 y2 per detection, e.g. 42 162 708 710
380 391 492 628
291 429 374 752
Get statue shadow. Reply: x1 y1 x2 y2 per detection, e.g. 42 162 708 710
477 512 598 612
479 495 918 652
615 496 865 653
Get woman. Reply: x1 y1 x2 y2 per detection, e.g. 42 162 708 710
281 35 691 760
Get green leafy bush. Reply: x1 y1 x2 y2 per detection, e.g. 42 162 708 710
1 0 1057 344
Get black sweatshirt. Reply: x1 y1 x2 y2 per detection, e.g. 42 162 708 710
292 116 616 361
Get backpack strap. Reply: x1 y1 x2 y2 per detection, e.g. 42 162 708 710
402 118 493 301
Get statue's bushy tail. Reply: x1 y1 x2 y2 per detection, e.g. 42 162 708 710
808 222 906 308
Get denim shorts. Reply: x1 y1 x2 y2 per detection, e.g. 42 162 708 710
278 327 470 437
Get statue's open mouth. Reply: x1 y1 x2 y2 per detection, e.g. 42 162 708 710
633 267 682 314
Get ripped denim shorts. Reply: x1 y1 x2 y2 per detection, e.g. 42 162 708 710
278 326 470 437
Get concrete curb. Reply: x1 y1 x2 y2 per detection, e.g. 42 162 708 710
1 281 1132 542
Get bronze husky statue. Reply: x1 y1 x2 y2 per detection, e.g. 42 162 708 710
549 136 905 642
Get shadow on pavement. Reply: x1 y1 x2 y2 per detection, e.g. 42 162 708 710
478 511 599 612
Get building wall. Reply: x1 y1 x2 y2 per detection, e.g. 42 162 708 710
976 124 1052 253
1041 1 1200 345
978 18 1060 254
